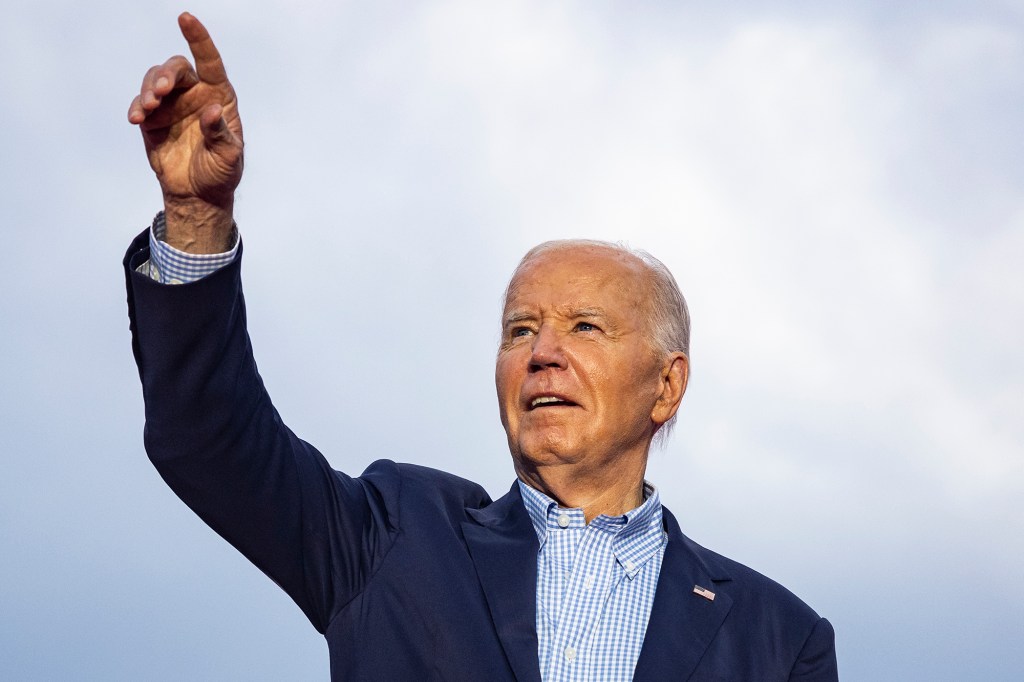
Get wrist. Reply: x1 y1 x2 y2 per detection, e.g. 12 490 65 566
161 196 235 253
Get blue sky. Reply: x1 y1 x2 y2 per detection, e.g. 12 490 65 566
2 1 1022 679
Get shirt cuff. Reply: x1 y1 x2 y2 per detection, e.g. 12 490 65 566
136 211 240 284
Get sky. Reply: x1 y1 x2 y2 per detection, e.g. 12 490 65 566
1 0 1022 679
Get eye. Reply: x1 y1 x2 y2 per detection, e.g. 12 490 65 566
511 327 533 338
574 321 599 332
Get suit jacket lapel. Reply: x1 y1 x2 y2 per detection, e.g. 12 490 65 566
633 508 734 682
462 483 543 682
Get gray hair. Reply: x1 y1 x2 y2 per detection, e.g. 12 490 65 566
503 239 690 442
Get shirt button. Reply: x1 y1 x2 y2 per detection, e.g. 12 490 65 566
557 513 570 528
583 574 595 590
624 561 636 572
564 646 577 662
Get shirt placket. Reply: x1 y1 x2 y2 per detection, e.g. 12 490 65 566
545 520 624 682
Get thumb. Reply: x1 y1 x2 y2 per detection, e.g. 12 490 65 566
199 104 239 153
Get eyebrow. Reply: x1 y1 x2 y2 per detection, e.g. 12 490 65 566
503 311 535 327
567 306 608 319
502 306 609 327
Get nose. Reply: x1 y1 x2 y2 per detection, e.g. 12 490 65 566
528 325 567 372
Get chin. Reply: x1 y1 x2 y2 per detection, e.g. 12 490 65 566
512 430 586 467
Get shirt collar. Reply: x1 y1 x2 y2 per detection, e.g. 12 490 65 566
517 479 665 577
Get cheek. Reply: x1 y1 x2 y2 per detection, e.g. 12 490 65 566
595 360 659 420
494 358 522 414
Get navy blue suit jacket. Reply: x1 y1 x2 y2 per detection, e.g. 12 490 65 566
125 230 838 681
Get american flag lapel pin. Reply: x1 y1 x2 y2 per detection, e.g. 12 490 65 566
693 585 716 601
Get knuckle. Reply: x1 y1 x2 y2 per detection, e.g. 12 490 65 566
164 55 191 76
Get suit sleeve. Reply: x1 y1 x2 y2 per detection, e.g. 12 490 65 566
788 617 839 681
124 229 396 633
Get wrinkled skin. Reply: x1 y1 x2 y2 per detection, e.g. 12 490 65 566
496 246 688 519
127 13 243 253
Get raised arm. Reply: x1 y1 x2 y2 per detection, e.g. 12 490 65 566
128 12 242 253
123 16 396 634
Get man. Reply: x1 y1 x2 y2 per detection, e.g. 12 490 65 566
125 13 838 681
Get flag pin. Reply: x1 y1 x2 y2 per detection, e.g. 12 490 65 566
693 585 716 601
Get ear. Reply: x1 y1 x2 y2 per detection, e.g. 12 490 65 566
650 353 688 426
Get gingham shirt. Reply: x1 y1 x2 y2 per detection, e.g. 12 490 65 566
141 215 668 681
136 212 239 284
519 480 667 682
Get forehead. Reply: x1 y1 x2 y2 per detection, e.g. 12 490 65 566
504 246 650 312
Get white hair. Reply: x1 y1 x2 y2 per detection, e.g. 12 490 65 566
503 239 690 442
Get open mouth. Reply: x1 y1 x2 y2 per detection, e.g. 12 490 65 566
529 396 578 410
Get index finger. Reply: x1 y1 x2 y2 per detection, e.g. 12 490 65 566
178 12 228 84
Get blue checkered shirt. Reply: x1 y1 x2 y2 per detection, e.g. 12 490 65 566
136 212 239 284
519 480 667 682
140 214 669 680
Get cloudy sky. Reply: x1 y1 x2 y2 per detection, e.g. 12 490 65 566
2 0 1022 679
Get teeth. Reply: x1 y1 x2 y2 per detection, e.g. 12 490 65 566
532 396 565 407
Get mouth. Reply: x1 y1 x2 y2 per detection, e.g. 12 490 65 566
528 395 579 410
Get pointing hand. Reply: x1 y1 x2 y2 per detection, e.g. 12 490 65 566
128 13 243 253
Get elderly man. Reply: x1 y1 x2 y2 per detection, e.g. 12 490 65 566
125 14 838 681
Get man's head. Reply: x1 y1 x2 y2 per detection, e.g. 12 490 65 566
495 240 690 483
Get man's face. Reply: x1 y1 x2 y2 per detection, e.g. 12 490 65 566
496 246 679 476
